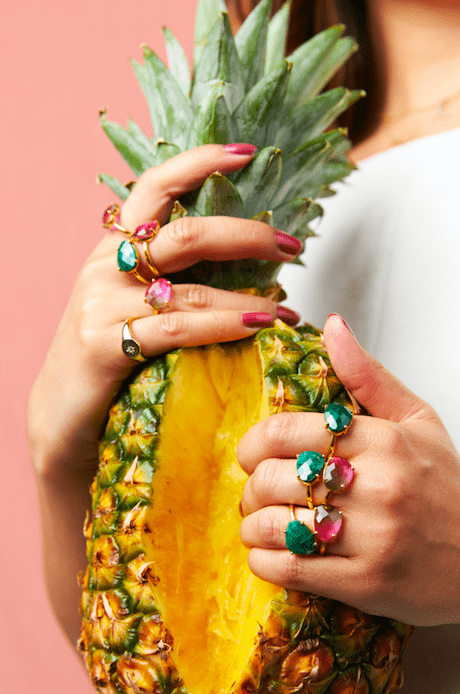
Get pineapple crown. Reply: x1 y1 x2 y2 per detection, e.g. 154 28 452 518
99 0 364 291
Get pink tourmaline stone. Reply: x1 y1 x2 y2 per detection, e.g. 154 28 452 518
145 278 172 310
133 220 159 241
314 505 342 542
102 204 120 230
323 456 354 492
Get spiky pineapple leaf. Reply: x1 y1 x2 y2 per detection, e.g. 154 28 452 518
276 87 365 154
273 197 323 241
100 113 158 177
98 173 131 201
234 0 272 91
232 60 291 150
320 35 359 94
233 146 282 218
152 140 182 164
194 172 245 218
132 45 193 150
265 0 291 75
284 25 346 112
162 27 191 97
188 81 235 147
192 13 244 108
194 0 227 66
274 129 352 205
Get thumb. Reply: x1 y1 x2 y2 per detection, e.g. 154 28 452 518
323 313 428 423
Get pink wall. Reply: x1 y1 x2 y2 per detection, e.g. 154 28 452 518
1 1 196 690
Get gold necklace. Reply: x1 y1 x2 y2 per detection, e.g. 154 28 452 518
384 86 460 123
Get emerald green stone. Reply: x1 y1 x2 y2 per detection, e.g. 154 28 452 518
285 520 315 555
117 240 139 272
297 451 325 483
325 403 353 434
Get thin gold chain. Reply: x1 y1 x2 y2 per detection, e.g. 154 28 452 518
384 86 460 124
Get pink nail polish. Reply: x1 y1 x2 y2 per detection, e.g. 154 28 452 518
274 231 302 256
223 143 257 155
327 313 356 338
242 312 274 328
276 305 301 326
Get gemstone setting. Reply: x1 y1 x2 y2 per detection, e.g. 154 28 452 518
132 220 160 241
117 241 139 273
323 456 354 492
325 403 353 434
102 203 120 230
314 505 342 542
145 278 172 311
296 451 325 484
285 520 316 555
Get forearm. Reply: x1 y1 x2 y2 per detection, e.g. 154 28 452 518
34 465 96 645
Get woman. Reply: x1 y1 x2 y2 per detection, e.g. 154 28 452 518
28 0 460 692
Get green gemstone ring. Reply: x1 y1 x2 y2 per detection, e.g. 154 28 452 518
285 504 316 555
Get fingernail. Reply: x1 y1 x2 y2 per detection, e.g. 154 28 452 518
327 313 356 338
275 231 302 256
223 143 257 155
242 312 274 328
276 305 301 326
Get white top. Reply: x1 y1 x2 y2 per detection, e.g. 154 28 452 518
279 128 460 693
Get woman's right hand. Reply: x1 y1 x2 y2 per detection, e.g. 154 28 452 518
28 144 302 478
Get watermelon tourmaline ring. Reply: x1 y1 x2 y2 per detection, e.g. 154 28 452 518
286 402 355 556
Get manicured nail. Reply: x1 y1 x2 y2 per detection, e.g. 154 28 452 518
223 143 257 155
327 313 356 338
275 231 302 256
242 312 274 328
276 305 301 326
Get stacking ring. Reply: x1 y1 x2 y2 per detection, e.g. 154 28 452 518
121 318 148 362
285 504 316 555
286 402 355 556
144 278 172 313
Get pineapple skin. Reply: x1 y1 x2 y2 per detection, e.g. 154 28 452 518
78 324 413 694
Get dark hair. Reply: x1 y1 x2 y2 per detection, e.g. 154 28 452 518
230 0 384 144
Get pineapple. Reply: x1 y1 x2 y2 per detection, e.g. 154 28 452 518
78 1 414 692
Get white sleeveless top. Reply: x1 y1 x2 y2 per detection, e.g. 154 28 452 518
279 128 460 693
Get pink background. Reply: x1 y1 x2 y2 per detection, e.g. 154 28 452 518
1 1 196 690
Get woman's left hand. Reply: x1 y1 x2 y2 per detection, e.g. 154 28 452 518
238 313 460 626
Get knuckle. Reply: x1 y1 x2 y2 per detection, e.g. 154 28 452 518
258 413 300 450
183 284 211 310
279 551 304 587
256 508 284 546
166 217 201 250
251 459 285 506
155 311 188 338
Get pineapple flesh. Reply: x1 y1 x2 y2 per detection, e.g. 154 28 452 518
79 1 413 692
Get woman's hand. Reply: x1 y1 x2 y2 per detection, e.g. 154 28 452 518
238 313 460 627
27 143 302 642
28 144 301 478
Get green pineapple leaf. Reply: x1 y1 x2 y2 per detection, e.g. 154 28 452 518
265 0 291 74
194 172 245 217
284 25 346 112
188 81 235 147
234 0 272 91
194 0 227 66
132 45 193 150
232 60 291 150
162 26 191 97
192 12 244 108
233 146 282 217
153 140 182 164
97 173 131 201
276 87 365 154
273 197 323 241
100 112 158 177
320 35 359 93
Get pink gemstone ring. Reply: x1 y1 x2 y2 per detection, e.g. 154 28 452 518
145 278 172 313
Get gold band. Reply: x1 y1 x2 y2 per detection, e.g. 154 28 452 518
143 241 160 278
121 318 147 362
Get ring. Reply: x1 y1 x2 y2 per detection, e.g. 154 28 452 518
102 203 127 233
144 278 172 313
285 504 316 555
121 318 148 362
116 220 161 284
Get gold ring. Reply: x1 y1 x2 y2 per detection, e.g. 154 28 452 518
121 318 147 362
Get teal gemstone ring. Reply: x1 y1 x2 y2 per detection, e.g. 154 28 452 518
285 504 316 555
117 240 151 285
324 403 354 435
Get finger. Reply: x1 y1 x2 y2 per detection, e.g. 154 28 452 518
323 313 434 423
121 144 257 229
133 216 302 278
115 309 277 363
240 457 333 517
